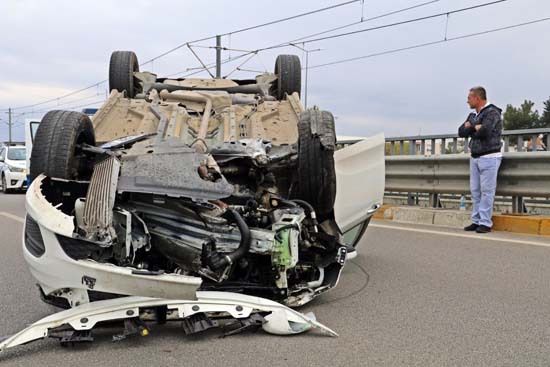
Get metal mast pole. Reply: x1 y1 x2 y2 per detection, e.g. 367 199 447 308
8 108 12 144
215 35 222 78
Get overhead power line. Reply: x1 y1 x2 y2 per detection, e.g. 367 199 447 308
2 0 362 112
175 0 508 77
139 0 362 66
186 0 508 68
307 17 550 69
0 0 510 111
282 0 441 46
166 0 442 78
283 0 508 46
6 80 107 112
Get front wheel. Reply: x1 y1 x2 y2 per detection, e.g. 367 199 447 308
293 109 337 222
30 110 96 182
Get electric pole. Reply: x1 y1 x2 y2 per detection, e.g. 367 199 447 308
7 108 12 144
215 35 222 79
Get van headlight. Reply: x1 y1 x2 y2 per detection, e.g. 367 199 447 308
8 165 24 173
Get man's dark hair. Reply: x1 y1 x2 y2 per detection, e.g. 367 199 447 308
470 86 487 100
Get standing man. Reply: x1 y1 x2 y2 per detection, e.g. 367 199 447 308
458 87 503 233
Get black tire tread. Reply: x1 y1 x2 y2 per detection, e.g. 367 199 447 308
295 109 337 220
109 51 139 98
274 55 301 100
30 110 95 181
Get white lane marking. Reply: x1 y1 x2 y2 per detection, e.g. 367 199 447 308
370 223 550 247
0 212 25 224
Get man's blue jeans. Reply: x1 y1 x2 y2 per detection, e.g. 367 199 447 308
470 156 502 227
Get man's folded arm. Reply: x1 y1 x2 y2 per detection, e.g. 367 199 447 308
458 113 476 137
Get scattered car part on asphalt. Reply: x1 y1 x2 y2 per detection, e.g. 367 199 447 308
0 291 337 353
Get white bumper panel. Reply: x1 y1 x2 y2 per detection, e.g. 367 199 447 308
5 171 26 189
0 292 337 352
24 175 202 300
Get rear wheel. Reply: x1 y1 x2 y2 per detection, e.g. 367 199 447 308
30 110 96 182
293 109 337 221
109 51 140 98
273 54 301 100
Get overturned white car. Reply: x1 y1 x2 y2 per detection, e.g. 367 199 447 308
2 51 384 351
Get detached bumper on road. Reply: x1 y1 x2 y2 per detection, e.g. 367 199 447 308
0 292 337 353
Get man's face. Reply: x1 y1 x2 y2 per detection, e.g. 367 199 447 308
467 91 480 109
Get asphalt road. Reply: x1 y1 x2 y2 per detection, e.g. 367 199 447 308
1 193 550 366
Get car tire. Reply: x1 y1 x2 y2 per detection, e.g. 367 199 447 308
294 109 337 221
30 110 96 182
273 54 301 100
109 50 140 98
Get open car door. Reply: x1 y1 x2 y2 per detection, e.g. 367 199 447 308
334 133 385 248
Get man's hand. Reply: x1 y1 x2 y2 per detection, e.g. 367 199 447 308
464 121 472 128
474 125 482 131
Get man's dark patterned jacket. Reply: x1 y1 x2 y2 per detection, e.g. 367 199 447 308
458 104 503 158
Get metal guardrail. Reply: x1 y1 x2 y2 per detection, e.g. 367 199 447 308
385 152 550 212
337 128 550 155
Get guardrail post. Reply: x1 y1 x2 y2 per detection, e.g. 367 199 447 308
421 140 426 155
517 136 523 152
441 138 446 154
464 137 469 153
429 193 441 208
407 193 415 206
452 138 458 153
409 140 416 155
504 136 509 152
431 139 436 155
512 196 526 213
399 141 404 155
531 135 537 151
390 141 395 155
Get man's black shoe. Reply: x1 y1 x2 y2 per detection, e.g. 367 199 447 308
464 223 479 231
475 225 491 233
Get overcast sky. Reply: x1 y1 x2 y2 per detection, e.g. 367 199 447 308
1 0 549 141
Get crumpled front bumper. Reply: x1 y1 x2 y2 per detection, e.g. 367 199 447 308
24 175 202 303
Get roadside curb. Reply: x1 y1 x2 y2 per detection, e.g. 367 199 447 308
373 205 550 236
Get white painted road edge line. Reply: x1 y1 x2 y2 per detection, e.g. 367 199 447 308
370 223 550 247
0 212 25 224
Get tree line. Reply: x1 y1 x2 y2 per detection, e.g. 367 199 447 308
503 97 550 130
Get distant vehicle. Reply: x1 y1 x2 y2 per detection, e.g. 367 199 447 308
0 143 27 193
